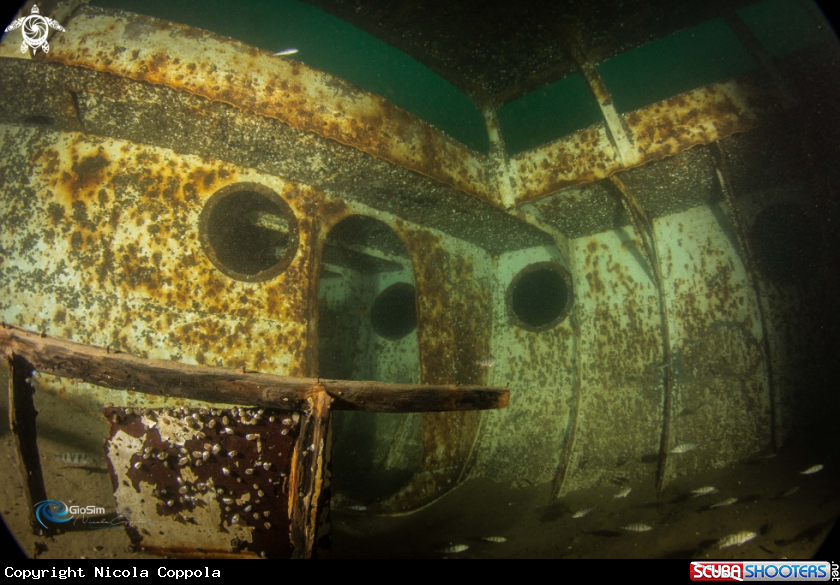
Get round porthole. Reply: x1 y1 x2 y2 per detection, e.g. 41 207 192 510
199 182 299 282
370 283 417 340
507 262 573 332
752 203 821 285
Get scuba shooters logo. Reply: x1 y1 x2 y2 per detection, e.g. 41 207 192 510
34 499 106 528
690 561 832 581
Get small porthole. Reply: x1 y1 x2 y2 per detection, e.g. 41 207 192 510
507 262 573 332
370 283 417 340
199 182 299 282
752 203 821 285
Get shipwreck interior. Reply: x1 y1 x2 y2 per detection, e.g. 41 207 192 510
1 0 839 559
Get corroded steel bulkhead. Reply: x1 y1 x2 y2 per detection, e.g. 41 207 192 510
1 0 838 560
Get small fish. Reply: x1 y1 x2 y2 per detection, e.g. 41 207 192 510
614 487 632 499
572 506 595 518
670 442 699 454
691 486 718 497
476 354 496 368
717 531 757 549
273 48 298 56
710 497 738 508
480 536 506 543
621 523 652 532
52 452 103 469
346 505 367 511
778 486 799 498
800 464 824 475
439 544 468 554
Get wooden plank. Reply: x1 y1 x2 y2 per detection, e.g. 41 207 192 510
289 389 332 559
0 324 509 412
7 353 48 535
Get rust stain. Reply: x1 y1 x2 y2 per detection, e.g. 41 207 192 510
373 224 490 512
15 129 315 377
105 406 297 559
626 84 757 164
512 124 621 205
41 7 496 207
513 82 759 206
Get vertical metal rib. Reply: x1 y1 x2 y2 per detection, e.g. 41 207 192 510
552 309 582 499
710 142 778 451
8 352 48 535
608 176 674 491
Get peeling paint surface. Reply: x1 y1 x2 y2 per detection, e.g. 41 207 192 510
104 406 297 558
511 81 759 206
0 125 313 375
41 6 494 205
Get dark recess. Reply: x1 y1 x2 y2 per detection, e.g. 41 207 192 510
199 182 299 282
370 282 417 340
507 262 573 331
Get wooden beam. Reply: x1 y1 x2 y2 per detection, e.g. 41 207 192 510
8 353 48 535
289 388 332 559
0 325 509 413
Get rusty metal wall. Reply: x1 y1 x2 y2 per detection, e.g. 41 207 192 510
375 224 494 513
563 228 665 490
658 206 770 477
31 5 495 205
2 6 767 225
0 126 314 378
472 246 576 488
1 1 837 534
0 122 500 513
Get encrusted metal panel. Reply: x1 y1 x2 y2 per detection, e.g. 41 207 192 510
728 182 838 451
624 82 759 164
0 119 501 513
519 146 724 239
0 58 552 256
376 225 493 512
511 124 620 205
472 246 575 487
521 181 624 240
40 6 495 205
0 125 315 375
511 81 760 207
618 146 722 220
104 406 299 558
304 0 769 105
557 205 773 493
656 207 770 479
562 230 663 492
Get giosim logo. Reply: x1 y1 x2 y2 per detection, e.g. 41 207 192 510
34 500 73 529
34 500 106 528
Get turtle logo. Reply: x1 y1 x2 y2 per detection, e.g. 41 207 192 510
4 4 65 56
